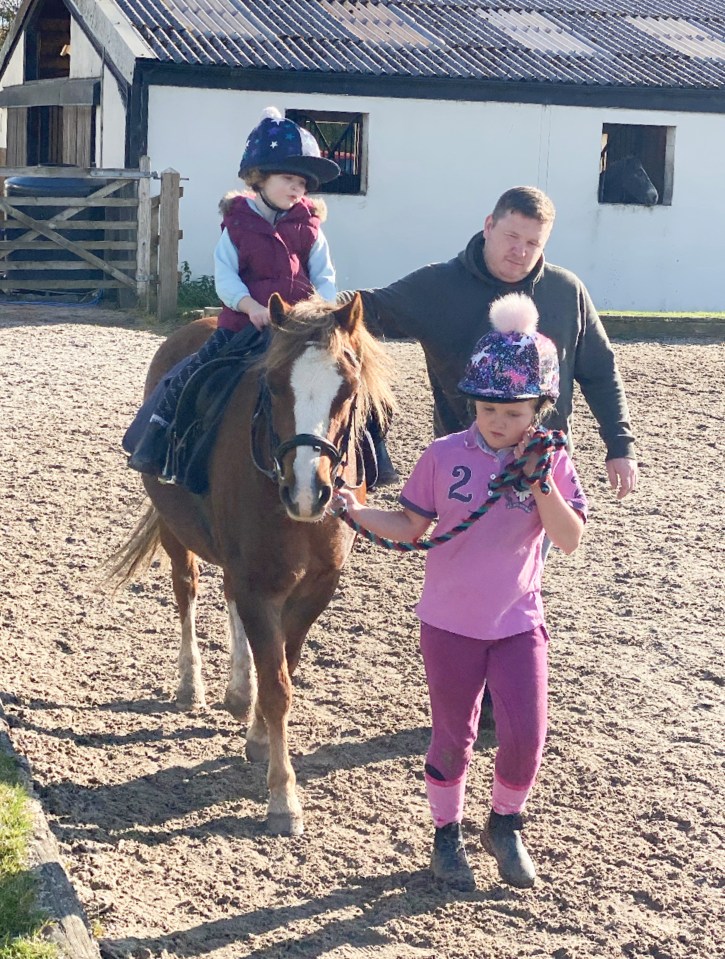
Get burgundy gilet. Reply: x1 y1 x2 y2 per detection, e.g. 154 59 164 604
217 195 319 332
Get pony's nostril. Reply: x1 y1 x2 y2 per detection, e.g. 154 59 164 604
318 486 332 509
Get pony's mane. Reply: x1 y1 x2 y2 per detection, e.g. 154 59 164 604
262 296 395 429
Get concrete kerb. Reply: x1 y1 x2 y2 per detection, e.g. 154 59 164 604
0 696 101 959
600 314 725 339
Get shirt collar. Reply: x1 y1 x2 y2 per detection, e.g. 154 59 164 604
464 423 515 461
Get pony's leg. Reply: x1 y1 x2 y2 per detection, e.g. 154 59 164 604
159 523 205 711
260 579 342 835
223 597 256 722
236 601 302 836
245 696 269 763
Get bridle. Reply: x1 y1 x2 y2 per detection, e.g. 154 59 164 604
252 379 362 489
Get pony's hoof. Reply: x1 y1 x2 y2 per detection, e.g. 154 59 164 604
175 687 206 712
245 738 269 763
223 690 252 722
267 813 304 837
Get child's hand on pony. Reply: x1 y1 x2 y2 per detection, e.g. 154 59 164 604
331 486 360 516
236 296 270 329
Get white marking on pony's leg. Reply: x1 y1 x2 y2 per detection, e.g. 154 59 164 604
223 600 256 722
176 596 206 711
266 717 303 836
289 347 342 519
245 697 269 763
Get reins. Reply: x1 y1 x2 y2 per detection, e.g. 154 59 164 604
333 428 568 552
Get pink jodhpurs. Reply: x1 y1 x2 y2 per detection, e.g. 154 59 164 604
420 621 549 820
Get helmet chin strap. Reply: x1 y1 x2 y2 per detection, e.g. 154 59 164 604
257 187 287 216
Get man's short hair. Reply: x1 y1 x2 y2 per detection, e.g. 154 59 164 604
491 187 556 225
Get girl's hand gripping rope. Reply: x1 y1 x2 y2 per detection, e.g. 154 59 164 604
331 429 568 552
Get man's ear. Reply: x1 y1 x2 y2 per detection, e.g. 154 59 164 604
268 293 290 328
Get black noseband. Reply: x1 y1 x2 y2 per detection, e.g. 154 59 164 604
273 433 342 478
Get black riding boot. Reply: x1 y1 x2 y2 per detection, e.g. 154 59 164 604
374 436 400 486
366 408 399 486
430 822 476 892
483 810 536 888
127 416 171 477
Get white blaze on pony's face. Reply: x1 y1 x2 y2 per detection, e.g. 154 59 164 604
287 344 344 519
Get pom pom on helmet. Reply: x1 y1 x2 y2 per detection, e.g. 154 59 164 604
458 293 560 401
489 292 540 336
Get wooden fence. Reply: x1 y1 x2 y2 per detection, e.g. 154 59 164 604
0 157 181 319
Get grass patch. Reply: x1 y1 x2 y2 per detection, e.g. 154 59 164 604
0 753 57 959
600 310 725 318
177 261 221 312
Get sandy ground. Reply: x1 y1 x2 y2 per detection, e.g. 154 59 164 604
0 302 723 959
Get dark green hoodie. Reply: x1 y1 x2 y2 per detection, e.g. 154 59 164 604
358 232 635 460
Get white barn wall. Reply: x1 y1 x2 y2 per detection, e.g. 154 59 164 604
98 66 127 168
68 23 125 167
544 105 724 312
146 86 725 312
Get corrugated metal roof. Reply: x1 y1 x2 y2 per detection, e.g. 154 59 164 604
111 0 725 87
632 16 725 60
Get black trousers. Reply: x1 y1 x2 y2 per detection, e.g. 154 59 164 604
155 327 236 423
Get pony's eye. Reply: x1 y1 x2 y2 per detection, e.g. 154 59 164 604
342 348 360 369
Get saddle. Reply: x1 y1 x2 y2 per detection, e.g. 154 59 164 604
165 326 271 494
123 325 381 495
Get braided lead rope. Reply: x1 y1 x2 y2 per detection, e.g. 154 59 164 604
335 428 568 552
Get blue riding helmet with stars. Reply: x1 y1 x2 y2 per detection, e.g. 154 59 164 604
239 107 340 191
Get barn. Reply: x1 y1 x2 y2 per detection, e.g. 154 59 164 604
1 0 724 311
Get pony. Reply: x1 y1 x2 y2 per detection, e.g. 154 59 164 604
599 156 659 206
110 292 394 835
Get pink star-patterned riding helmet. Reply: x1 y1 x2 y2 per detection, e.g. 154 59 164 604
458 293 560 401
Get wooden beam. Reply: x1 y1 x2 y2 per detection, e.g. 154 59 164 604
0 278 126 290
0 78 100 108
0 166 151 179
156 168 181 321
135 156 152 309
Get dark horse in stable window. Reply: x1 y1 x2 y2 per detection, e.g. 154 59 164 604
599 156 659 206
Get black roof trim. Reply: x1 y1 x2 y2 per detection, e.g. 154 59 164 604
0 76 100 107
135 60 725 114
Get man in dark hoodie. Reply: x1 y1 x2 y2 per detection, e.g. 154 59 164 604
354 186 638 499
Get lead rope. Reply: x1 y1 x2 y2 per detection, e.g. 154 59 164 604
334 428 568 552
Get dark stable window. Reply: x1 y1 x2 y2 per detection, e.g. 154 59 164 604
286 110 365 195
599 124 672 207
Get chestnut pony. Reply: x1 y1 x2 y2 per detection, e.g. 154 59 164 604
111 293 393 835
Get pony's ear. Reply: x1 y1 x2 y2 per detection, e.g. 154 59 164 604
268 293 290 328
333 292 364 333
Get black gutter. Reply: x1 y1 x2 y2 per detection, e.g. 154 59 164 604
133 59 725 115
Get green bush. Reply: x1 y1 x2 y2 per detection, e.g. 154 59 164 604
177 262 221 310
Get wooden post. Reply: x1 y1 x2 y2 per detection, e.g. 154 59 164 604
0 147 6 233
157 168 180 321
135 155 152 311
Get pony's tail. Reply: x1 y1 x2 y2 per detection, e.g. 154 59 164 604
103 503 162 596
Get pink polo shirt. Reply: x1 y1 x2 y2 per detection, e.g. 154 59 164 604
400 424 587 642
